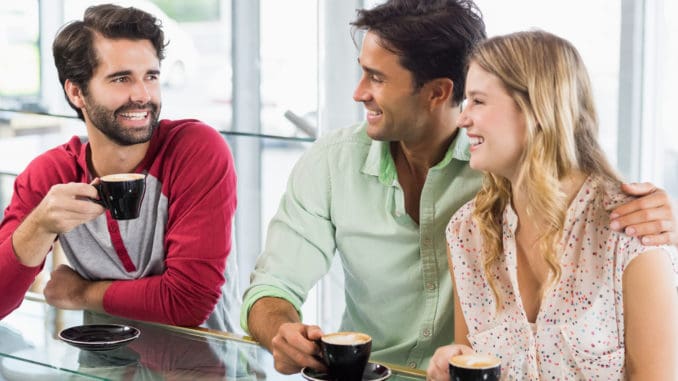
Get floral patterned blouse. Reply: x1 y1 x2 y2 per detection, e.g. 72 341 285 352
446 175 678 380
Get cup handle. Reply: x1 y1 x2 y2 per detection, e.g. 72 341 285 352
90 183 106 208
313 339 325 363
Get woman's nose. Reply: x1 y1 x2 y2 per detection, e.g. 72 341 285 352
457 110 471 129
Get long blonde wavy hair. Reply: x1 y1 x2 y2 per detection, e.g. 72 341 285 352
469 30 621 305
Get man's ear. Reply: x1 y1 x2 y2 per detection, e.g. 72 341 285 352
64 79 86 108
427 78 454 109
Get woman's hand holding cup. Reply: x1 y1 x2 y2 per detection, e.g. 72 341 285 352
427 344 475 381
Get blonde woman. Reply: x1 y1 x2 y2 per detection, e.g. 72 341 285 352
427 30 678 380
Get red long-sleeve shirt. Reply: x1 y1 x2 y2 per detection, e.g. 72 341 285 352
0 120 238 328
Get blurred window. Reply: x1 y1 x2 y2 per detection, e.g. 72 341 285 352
0 172 17 219
657 1 678 199
477 0 621 165
261 0 318 139
0 2 41 107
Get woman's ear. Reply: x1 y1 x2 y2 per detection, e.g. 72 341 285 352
64 79 86 108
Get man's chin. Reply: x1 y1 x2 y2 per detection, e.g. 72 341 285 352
365 124 386 141
113 129 154 146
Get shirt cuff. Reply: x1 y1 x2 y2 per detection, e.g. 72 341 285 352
240 285 304 334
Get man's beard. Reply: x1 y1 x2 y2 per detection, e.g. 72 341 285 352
84 96 161 146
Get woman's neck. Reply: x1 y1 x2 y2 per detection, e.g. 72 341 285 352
511 170 588 237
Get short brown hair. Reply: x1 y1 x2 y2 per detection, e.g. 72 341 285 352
52 4 165 120
352 0 486 106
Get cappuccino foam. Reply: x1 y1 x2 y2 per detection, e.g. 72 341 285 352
450 354 501 369
322 332 371 345
101 173 145 182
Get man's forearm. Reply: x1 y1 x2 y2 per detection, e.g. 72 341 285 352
44 264 110 313
82 280 110 313
12 212 57 267
247 297 301 350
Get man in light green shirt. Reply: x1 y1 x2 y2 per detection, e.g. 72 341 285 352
242 0 678 374
244 122 482 370
242 0 487 372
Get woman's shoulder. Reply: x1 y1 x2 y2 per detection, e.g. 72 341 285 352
583 176 676 271
590 176 633 213
446 199 484 259
447 199 476 233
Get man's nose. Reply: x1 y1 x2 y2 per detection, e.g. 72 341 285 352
130 81 152 104
352 77 370 102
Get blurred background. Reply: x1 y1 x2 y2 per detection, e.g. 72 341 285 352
1 0 677 332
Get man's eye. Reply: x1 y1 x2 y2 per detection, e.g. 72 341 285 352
112 77 128 83
369 74 383 83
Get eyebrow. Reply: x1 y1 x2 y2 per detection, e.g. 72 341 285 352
357 58 386 79
105 69 161 80
466 90 487 97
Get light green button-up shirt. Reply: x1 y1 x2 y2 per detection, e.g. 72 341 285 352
241 122 483 369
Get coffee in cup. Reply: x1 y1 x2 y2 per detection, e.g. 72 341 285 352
95 173 146 220
319 331 372 381
449 353 501 381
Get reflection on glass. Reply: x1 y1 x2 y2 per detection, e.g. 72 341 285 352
1 298 433 380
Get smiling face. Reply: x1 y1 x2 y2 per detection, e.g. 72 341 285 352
458 62 527 182
352 31 432 143
72 35 162 146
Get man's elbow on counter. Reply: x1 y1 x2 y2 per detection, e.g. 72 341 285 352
164 293 220 327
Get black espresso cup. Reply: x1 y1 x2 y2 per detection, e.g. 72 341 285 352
319 332 372 381
95 173 146 220
449 354 501 381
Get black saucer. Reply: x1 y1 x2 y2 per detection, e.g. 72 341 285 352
58 324 140 351
301 362 391 381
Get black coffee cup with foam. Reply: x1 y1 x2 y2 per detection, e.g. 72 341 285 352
95 173 146 220
319 331 372 381
449 353 501 381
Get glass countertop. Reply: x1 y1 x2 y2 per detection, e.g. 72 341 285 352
0 294 426 380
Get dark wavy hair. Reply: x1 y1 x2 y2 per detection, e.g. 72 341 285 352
351 0 486 106
52 4 166 120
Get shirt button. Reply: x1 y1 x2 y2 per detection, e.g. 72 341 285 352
426 282 436 291
422 238 432 247
408 361 417 368
423 328 431 337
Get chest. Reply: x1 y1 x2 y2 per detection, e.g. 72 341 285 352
514 230 553 323
59 176 168 280
503 227 622 328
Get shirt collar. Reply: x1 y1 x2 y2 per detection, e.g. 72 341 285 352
361 125 472 186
